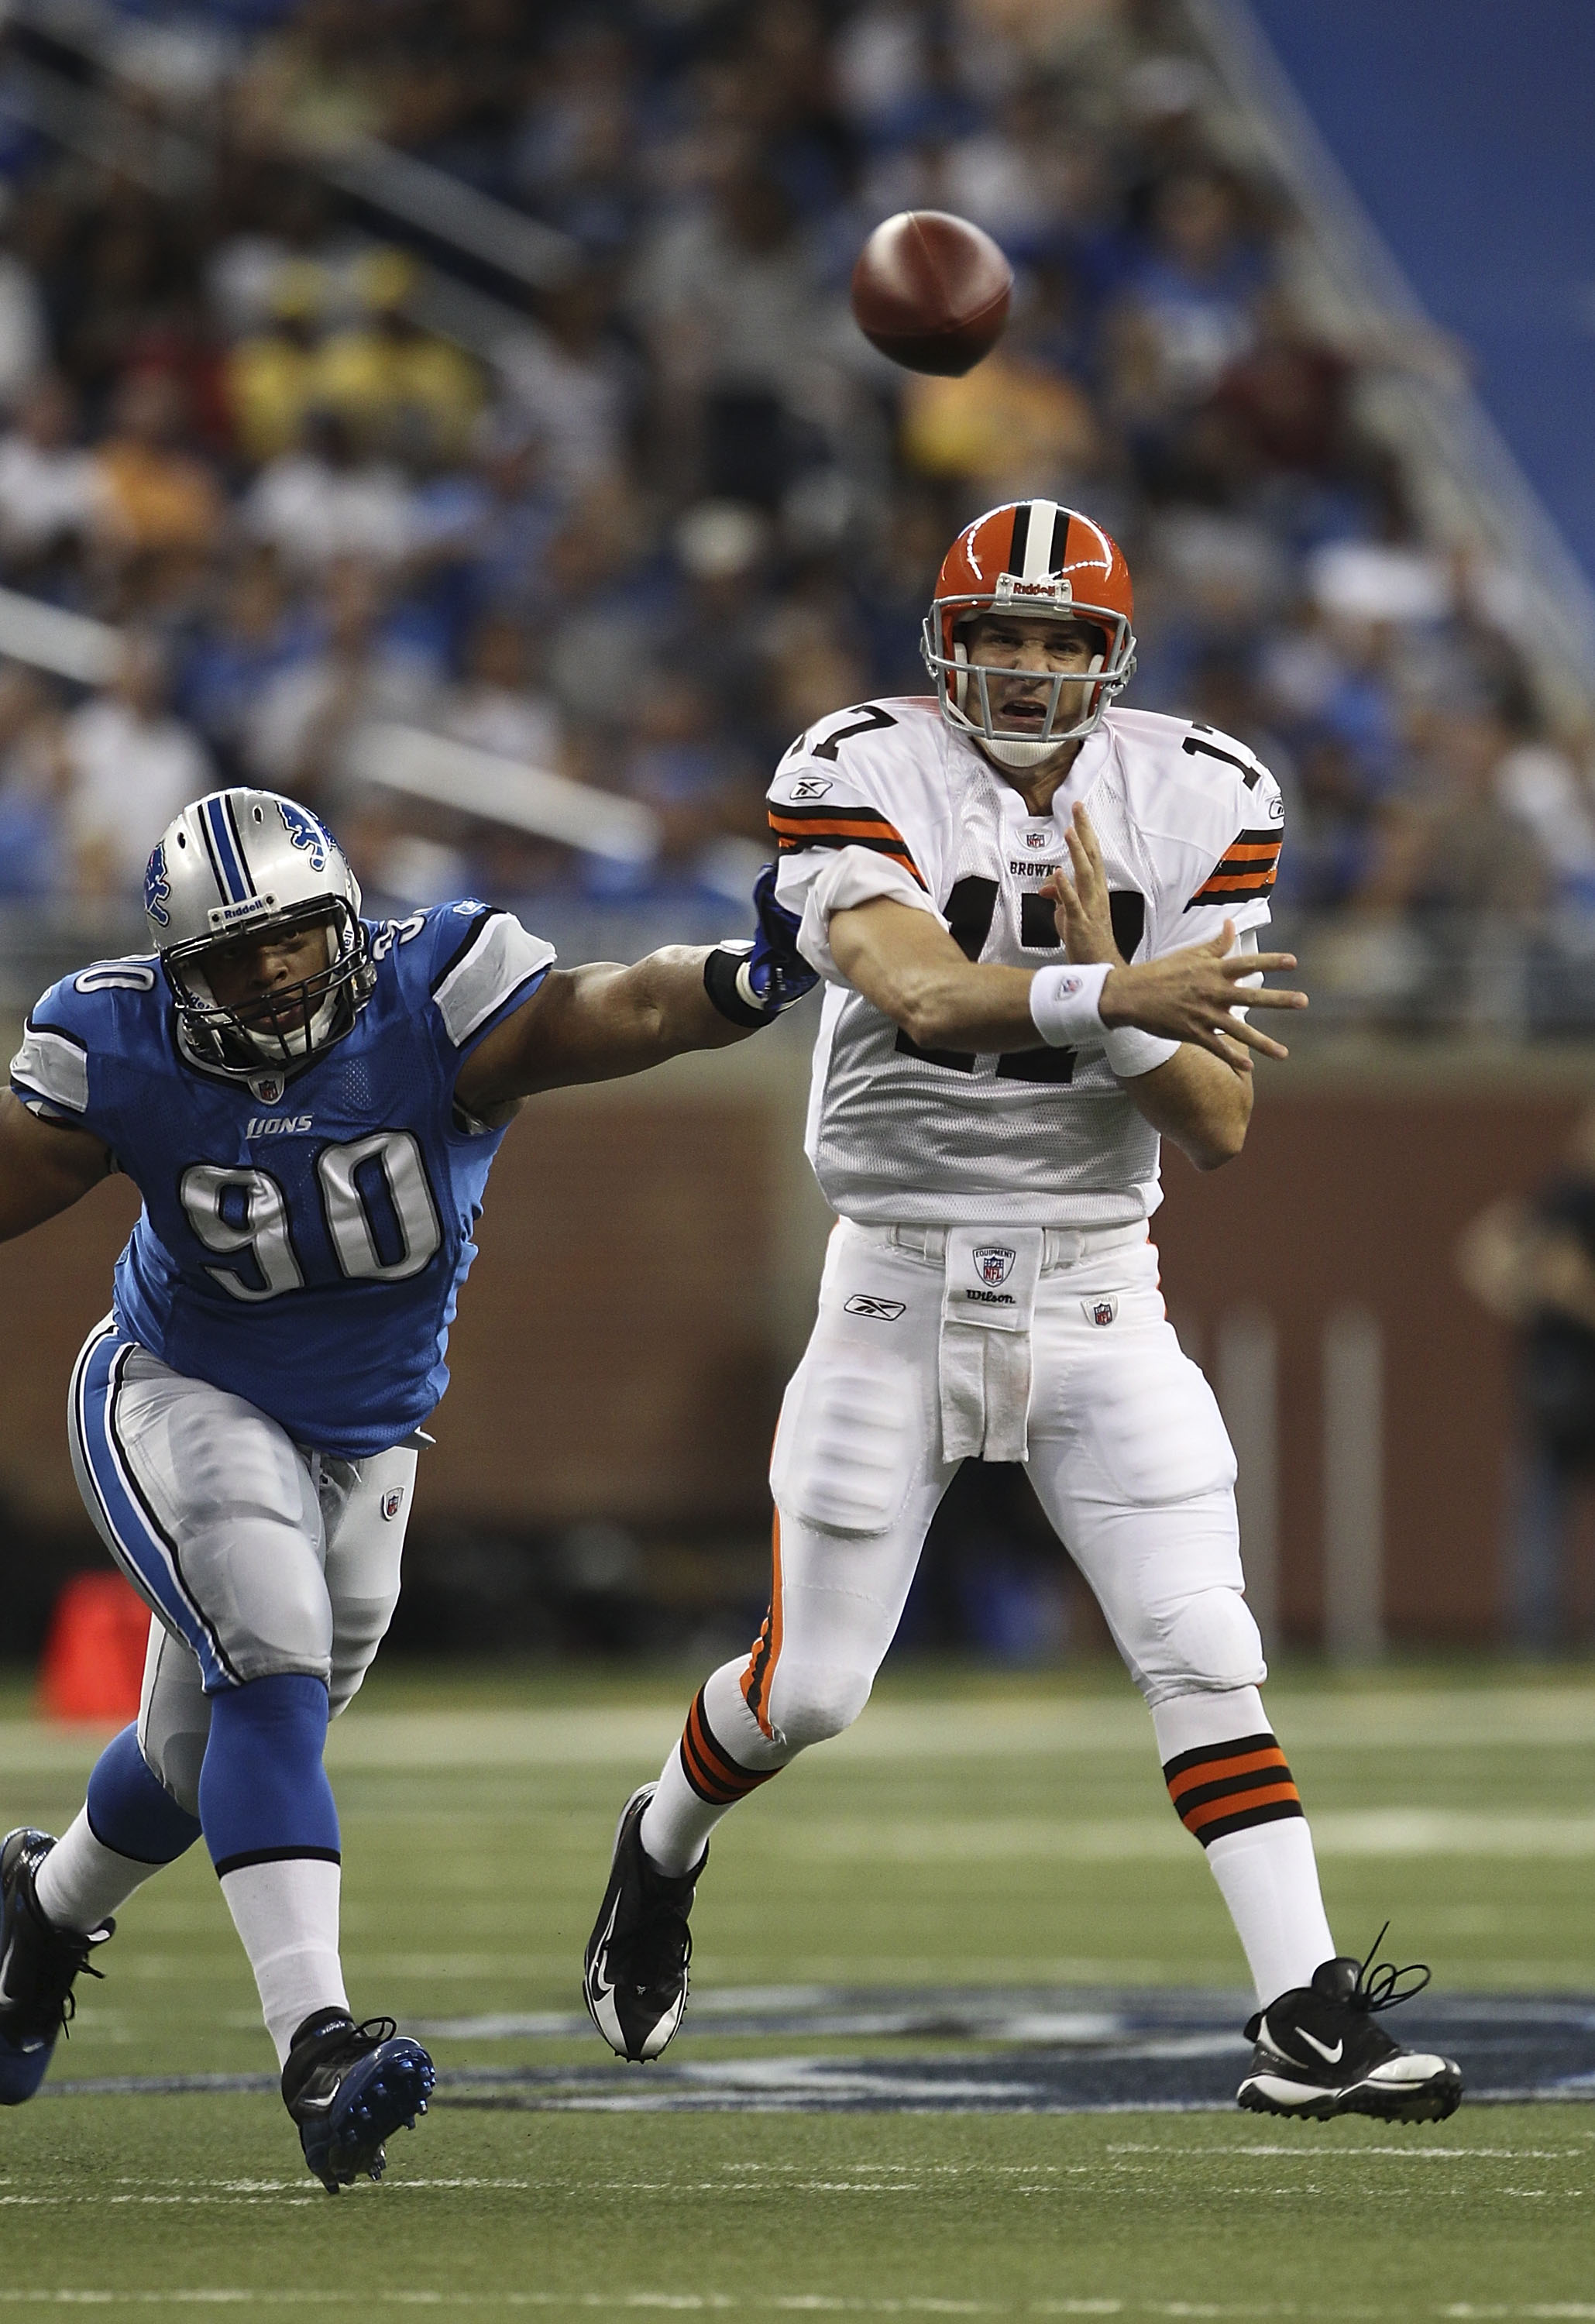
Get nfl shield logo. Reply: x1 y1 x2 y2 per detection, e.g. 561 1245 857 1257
251 1074 284 1105
1025 831 1047 848
1086 1296 1118 1328
381 1487 405 1522
973 1244 1016 1287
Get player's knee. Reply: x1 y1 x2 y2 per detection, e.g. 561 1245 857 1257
227 1529 333 1682
138 1723 207 1821
1141 1586 1265 1706
768 1658 873 1750
328 1593 399 1717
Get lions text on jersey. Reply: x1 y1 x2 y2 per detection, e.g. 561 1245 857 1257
9 902 552 1456
768 696 1284 1226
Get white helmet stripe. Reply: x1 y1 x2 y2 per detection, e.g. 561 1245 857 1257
1019 499 1058 580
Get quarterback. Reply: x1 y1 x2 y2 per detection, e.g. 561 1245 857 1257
0 789 809 2188
585 500 1462 2123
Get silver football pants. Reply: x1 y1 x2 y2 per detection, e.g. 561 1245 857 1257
67 1316 414 1815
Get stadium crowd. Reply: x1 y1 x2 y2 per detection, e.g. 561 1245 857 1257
0 0 1590 1022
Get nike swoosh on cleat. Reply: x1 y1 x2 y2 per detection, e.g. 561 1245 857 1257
587 1899 621 2002
1296 2030 1344 2064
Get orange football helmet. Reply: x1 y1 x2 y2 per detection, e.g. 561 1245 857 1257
921 500 1137 765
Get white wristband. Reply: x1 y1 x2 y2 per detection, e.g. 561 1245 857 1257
1102 1026 1181 1078
1029 961 1111 1048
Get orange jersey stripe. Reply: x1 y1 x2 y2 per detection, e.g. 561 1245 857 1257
1193 871 1276 898
1182 1779 1301 1833
1167 1746 1289 1803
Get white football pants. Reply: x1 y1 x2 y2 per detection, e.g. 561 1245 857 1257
744 1219 1261 1748
67 1316 414 1815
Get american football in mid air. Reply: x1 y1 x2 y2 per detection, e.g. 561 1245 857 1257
849 209 1012 376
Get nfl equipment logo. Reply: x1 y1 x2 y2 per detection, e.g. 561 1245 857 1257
973 1244 1016 1287
381 1487 405 1522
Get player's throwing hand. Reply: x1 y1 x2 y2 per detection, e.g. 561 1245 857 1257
1048 803 1306 1067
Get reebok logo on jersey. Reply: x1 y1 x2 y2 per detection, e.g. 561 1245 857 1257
246 1113 314 1138
789 776 832 799
844 1294 906 1321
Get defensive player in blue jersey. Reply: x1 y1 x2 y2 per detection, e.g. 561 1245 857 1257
0 785 810 2191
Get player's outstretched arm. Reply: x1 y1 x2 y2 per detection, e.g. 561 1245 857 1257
458 868 818 1114
456 948 755 1112
0 1091 115 1241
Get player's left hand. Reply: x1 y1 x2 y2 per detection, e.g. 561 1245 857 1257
1046 803 1124 967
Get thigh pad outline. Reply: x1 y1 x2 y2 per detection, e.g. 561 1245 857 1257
1079 1339 1236 1507
770 1346 922 1538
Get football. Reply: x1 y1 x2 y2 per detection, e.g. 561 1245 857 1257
850 210 1013 376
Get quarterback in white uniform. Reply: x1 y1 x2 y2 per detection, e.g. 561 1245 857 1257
585 500 1461 2122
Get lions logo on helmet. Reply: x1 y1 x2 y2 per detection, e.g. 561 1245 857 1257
146 788 376 1082
143 842 172 929
278 797 332 873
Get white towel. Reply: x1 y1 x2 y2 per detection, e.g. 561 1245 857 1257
938 1227 1044 1463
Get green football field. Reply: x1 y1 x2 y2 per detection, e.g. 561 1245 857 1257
3 1658 1595 2318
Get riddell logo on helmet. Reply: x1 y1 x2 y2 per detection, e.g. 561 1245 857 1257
994 572 1073 603
206 894 281 930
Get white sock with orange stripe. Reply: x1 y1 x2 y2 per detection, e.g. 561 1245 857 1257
1153 1686 1335 2009
638 1661 790 1878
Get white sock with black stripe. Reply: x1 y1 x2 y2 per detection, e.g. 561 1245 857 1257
218 1858 349 2067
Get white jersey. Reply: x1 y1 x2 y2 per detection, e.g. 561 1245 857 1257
769 696 1284 1228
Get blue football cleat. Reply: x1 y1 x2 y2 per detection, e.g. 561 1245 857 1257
0 1827 114 2104
281 2009 435 2192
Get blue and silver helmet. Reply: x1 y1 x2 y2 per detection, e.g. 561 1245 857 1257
144 789 375 1078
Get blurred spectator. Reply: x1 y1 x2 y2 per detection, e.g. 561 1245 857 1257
1459 1108 1595 1648
91 371 225 570
631 159 825 506
313 250 483 459
495 273 634 497
178 545 303 775
243 407 413 575
0 223 49 409
0 663 67 897
225 264 327 462
243 555 431 799
66 633 212 898
0 375 100 579
438 611 562 769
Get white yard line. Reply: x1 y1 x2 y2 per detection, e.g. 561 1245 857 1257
6 1689 1595 1782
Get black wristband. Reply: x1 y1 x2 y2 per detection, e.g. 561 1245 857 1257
703 945 770 1030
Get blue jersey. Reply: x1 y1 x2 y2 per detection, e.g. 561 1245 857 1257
10 902 553 1457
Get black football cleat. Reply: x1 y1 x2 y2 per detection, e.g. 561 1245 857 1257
1237 1927 1463 2123
281 2009 435 2192
583 1785 704 2062
0 1828 114 2105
